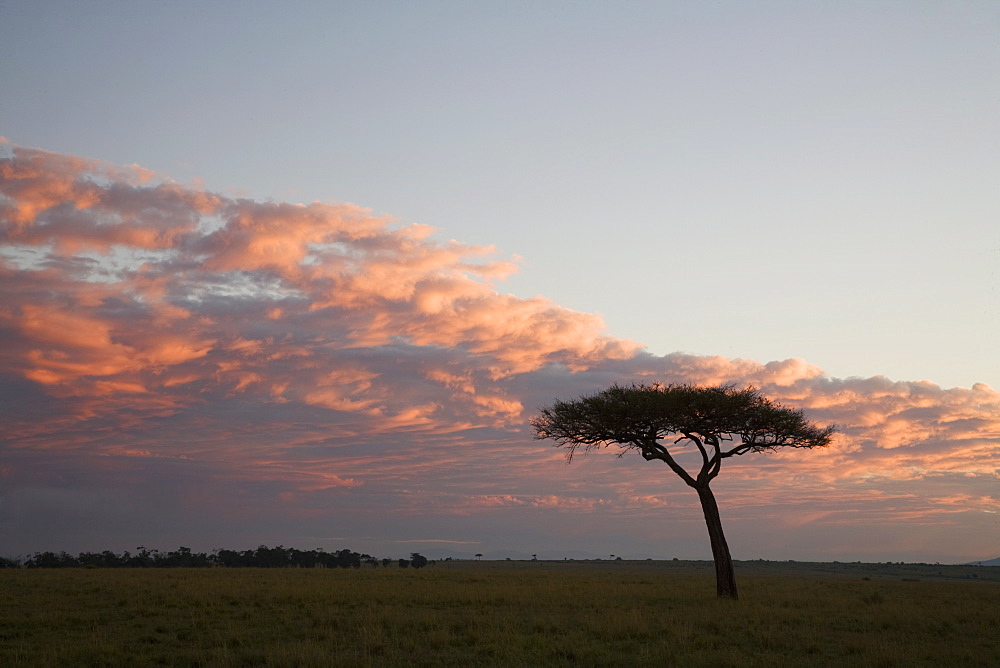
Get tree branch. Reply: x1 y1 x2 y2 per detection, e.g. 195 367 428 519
704 434 722 481
685 432 717 483
639 438 696 487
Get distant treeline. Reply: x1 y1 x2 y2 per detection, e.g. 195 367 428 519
0 546 431 569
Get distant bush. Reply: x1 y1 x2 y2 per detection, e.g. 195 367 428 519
16 545 404 569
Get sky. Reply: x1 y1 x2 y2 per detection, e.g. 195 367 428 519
1 1 998 563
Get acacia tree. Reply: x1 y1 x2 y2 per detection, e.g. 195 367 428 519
531 383 834 599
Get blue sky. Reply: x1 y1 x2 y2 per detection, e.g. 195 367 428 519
1 1 999 562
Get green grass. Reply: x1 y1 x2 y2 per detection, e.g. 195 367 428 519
2 563 998 666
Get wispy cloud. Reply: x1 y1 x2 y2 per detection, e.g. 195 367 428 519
2 144 998 560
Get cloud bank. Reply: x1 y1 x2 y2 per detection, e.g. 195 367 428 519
2 143 998 561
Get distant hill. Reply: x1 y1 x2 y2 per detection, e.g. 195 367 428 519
968 557 1000 566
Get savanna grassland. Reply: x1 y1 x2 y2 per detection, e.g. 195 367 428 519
2 560 998 667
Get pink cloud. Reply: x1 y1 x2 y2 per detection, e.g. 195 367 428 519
3 144 999 560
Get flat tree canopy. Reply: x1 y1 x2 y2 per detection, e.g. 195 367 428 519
532 383 834 599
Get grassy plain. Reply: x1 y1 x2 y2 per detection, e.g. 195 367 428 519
2 560 998 666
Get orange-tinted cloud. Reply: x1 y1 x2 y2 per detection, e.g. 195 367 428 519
2 144 998 561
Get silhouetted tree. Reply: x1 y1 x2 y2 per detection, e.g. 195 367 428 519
130 546 158 567
11 544 431 571
212 548 242 567
255 545 291 567
25 551 77 568
334 549 361 568
77 550 125 568
0 556 21 568
532 383 834 599
162 546 193 568
288 548 322 568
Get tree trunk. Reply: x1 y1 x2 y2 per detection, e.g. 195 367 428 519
695 483 738 599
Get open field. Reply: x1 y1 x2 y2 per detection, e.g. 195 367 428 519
2 561 998 666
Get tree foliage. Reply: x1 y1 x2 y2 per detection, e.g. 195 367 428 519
533 383 833 473
532 383 834 598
